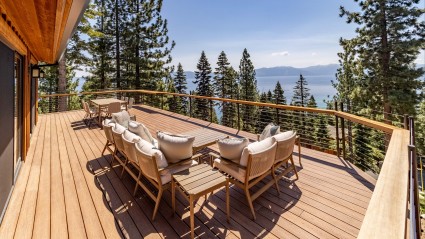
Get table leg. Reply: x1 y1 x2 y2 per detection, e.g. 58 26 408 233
171 179 176 216
226 180 230 223
98 105 101 126
190 195 195 239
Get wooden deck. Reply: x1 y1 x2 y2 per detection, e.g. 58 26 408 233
0 105 377 239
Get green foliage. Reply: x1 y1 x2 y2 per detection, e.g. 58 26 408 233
193 51 213 121
238 48 258 132
172 63 188 114
291 74 310 107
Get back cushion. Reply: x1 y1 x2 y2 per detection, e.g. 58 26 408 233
113 123 126 134
112 110 131 128
240 137 276 167
157 131 195 164
217 138 249 164
128 121 155 145
259 123 280 141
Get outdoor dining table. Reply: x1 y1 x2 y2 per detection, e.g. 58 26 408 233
90 98 127 126
182 127 228 154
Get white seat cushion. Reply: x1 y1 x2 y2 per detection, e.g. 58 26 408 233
157 131 195 164
217 137 249 164
128 121 155 145
112 110 131 128
259 123 280 141
240 137 276 167
213 158 246 182
103 118 115 127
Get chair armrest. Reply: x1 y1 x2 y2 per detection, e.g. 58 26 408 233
130 115 136 121
256 134 260 142
158 157 194 172
208 152 246 169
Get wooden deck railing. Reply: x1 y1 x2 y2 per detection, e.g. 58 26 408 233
39 89 418 238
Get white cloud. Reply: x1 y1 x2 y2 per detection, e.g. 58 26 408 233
311 52 317 56
271 51 290 56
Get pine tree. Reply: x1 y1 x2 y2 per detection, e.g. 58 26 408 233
193 51 213 121
291 74 310 107
221 66 238 128
174 63 188 114
257 92 274 133
238 48 258 132
315 115 331 150
305 96 318 146
353 124 374 172
340 0 425 121
272 81 286 129
415 100 425 157
291 74 310 144
85 0 114 90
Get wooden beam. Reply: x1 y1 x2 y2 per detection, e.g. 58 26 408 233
0 8 26 55
358 129 410 238
335 111 398 134
53 0 67 59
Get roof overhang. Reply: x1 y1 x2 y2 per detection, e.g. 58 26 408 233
0 0 90 63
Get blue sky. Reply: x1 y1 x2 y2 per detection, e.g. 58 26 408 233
162 0 425 71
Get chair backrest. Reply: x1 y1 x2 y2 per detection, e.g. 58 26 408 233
102 121 115 143
108 102 121 114
135 143 160 183
122 133 139 165
247 142 277 180
274 132 297 163
83 102 91 113
121 96 125 101
128 98 134 109
81 99 86 110
111 127 125 152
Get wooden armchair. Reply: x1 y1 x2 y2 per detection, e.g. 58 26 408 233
271 131 299 194
134 140 201 221
101 120 116 164
257 133 302 167
212 142 277 220
111 125 127 169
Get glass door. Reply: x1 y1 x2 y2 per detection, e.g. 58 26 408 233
14 54 22 174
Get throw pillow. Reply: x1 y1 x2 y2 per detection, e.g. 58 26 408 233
128 121 155 145
112 110 131 128
259 123 280 141
217 137 249 164
157 131 195 164
240 136 276 167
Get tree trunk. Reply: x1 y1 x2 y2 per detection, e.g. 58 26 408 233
115 0 120 89
58 55 67 112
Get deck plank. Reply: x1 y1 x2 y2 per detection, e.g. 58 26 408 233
0 106 377 238
32 113 52 239
50 114 69 238
0 113 43 238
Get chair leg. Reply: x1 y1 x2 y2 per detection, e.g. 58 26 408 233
290 156 299 180
152 189 163 221
245 188 256 220
271 167 280 195
102 141 108 155
298 144 302 167
120 158 128 178
133 171 142 196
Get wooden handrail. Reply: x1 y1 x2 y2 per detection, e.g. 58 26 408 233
357 129 410 239
39 89 413 237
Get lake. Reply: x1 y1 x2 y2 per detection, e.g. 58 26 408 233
76 75 336 108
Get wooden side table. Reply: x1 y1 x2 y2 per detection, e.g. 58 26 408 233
171 164 230 239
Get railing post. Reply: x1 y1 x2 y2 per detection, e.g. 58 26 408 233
334 101 340 157
209 100 213 123
404 114 409 130
189 92 192 118
340 102 346 161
